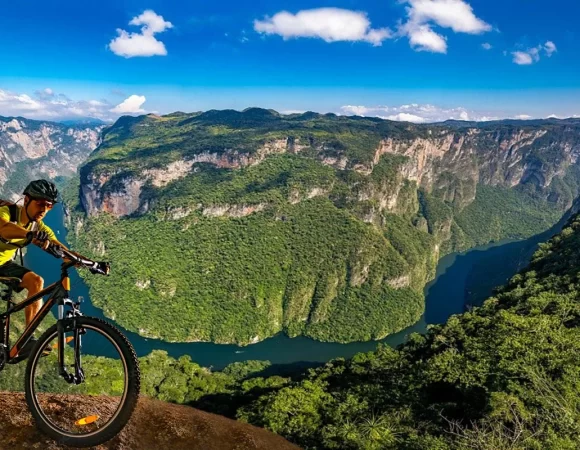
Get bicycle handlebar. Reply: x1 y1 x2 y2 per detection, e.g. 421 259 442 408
35 241 110 276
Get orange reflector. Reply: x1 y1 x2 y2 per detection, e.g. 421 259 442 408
75 415 99 426
62 277 71 290
52 336 74 349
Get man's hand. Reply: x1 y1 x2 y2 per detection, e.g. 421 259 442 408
26 230 50 248
45 242 64 259
89 261 110 275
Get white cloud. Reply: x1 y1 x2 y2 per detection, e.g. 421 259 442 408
407 25 447 53
384 112 427 123
512 41 557 65
129 10 173 34
459 110 470 120
0 88 150 121
512 51 534 65
0 90 45 114
400 0 490 53
340 103 501 123
405 0 491 34
544 40 557 56
254 1 489 53
280 110 307 115
109 10 173 58
482 42 492 50
340 106 578 122
254 8 392 46
111 95 147 114
341 105 374 116
110 32 169 58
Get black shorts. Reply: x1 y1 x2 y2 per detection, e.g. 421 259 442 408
0 261 31 292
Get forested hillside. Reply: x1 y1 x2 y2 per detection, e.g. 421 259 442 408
64 110 580 344
230 204 580 449
2 208 579 449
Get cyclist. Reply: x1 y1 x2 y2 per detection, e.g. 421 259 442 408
0 179 67 356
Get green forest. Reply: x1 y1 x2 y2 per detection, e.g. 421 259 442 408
64 165 431 344
63 110 576 344
2 209 579 449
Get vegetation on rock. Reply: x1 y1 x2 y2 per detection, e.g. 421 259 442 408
68 111 578 344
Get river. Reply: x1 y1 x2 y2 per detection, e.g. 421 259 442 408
24 204 566 370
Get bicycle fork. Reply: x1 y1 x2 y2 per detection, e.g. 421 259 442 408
57 298 85 385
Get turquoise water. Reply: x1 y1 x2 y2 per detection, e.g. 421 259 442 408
25 204 563 370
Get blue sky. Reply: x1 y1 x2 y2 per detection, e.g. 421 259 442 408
0 0 578 123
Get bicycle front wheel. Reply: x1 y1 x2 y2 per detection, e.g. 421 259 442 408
24 316 140 448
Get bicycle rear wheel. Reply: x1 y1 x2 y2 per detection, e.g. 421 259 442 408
24 316 140 447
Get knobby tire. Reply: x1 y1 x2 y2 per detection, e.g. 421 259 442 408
24 316 140 447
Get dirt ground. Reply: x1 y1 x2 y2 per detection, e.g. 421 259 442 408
0 392 301 450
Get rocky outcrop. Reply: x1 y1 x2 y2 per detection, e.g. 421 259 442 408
80 139 288 217
143 160 196 187
202 203 267 218
0 116 102 199
368 127 579 210
289 187 331 205
0 392 300 450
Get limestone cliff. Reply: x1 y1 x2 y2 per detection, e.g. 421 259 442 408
0 116 102 200
80 116 580 219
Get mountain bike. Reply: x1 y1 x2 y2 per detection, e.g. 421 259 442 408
0 243 140 448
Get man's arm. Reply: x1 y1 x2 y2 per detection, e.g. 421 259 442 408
0 216 55 249
0 217 30 240
36 221 67 250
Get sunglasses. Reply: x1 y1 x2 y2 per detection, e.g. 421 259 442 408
33 199 54 209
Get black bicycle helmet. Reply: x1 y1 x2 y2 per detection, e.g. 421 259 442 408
23 179 59 203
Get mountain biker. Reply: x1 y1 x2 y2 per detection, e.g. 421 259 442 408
0 179 67 357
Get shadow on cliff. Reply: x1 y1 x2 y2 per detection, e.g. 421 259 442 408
190 361 321 418
426 197 580 324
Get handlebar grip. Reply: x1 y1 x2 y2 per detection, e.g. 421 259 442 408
41 243 110 275
45 242 65 259
89 261 110 276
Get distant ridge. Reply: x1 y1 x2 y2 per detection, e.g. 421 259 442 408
108 108 580 127
59 117 108 127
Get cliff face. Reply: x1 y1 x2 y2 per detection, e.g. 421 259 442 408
68 111 580 345
378 127 578 209
80 119 580 218
0 116 102 200
80 138 296 217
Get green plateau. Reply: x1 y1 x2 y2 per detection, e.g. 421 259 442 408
64 110 580 344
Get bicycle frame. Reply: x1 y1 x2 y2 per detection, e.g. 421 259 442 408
0 261 77 371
